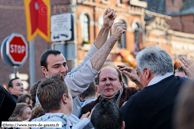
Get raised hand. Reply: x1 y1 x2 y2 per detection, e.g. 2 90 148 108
180 57 194 78
118 65 144 90
103 8 116 28
111 21 126 41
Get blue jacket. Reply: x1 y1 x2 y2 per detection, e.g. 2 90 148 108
32 113 93 129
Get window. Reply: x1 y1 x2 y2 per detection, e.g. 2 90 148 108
81 14 90 42
117 0 125 7
102 0 109 4
118 20 126 49
132 22 141 51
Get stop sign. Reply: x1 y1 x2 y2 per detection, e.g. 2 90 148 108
6 33 28 65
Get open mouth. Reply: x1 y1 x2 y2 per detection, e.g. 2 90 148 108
105 88 113 91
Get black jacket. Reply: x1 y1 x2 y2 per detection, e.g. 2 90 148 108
0 85 16 127
120 75 188 129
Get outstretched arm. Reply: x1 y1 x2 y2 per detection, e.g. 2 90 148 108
67 22 126 97
118 65 144 90
66 8 117 98
91 21 127 71
94 8 116 49
68 8 116 74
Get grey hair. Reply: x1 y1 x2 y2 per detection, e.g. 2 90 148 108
136 46 174 76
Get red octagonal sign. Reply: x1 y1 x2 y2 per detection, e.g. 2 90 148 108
6 33 28 65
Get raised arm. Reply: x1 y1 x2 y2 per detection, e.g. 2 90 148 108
94 8 116 49
66 9 117 98
91 21 126 71
68 8 116 74
67 21 126 98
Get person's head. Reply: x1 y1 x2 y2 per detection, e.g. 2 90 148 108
175 67 187 78
17 94 32 107
79 81 97 101
7 77 24 97
30 80 41 108
174 80 194 129
40 49 68 78
10 103 32 121
37 74 72 116
29 104 45 121
97 67 123 99
91 98 125 129
136 46 174 87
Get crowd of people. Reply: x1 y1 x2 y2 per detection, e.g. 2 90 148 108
1 8 194 129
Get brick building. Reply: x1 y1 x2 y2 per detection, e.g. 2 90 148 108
0 0 72 89
142 0 194 34
143 0 194 66
1 0 194 90
74 0 147 67
0 0 148 89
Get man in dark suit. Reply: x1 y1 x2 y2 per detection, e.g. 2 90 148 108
118 46 188 129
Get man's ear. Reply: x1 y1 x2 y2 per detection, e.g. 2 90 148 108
144 68 151 80
120 81 123 88
95 85 98 93
62 94 68 104
121 121 125 129
8 87 13 93
41 66 47 76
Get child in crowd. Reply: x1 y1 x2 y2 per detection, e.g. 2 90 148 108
9 103 32 121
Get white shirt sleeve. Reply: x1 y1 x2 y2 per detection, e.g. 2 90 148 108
65 43 100 98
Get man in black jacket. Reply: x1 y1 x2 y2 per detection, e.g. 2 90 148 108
0 85 16 126
119 46 188 129
7 77 24 102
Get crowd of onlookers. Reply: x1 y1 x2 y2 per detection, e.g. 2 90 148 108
1 8 194 129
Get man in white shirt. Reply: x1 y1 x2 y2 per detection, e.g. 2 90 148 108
40 8 126 98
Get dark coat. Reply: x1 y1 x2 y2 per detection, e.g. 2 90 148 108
0 85 16 126
81 87 138 115
12 94 18 103
120 75 188 129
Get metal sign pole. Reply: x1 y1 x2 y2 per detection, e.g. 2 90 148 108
14 66 18 78
29 39 35 87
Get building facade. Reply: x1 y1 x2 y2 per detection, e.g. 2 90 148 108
0 0 194 89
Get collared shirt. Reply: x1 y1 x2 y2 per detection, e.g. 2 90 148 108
147 72 173 87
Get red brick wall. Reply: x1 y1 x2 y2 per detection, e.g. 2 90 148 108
0 0 70 89
166 0 194 34
168 14 194 33
166 0 182 13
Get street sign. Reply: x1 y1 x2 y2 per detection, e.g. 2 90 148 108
51 13 71 32
51 13 74 42
51 30 72 41
6 33 28 65
52 42 77 59
1 33 28 67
